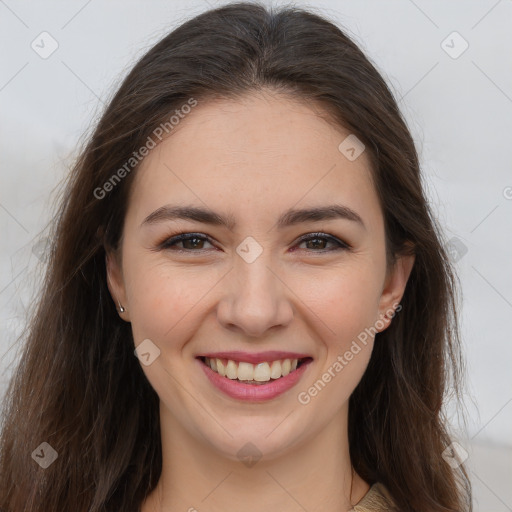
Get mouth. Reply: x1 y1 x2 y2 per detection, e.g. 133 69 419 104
197 356 312 384
195 355 313 401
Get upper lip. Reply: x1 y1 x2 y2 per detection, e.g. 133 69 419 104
196 351 312 364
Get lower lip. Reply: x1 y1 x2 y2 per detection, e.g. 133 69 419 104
197 358 312 402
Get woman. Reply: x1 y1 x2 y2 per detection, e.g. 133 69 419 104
0 2 472 511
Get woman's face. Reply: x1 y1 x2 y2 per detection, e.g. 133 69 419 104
107 91 413 461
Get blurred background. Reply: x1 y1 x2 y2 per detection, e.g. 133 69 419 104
1 1 511 509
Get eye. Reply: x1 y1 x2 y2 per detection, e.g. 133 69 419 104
156 231 350 253
293 232 351 252
158 233 215 252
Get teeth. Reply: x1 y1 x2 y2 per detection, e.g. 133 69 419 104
253 362 271 382
205 357 301 381
237 362 254 381
270 360 282 379
225 360 238 380
216 358 226 377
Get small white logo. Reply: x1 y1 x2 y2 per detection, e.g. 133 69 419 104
441 31 469 59
31 32 59 59
442 441 469 468
134 338 161 366
446 236 468 263
338 134 365 161
31 442 58 468
236 236 263 263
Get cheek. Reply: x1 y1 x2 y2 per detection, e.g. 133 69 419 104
124 257 219 346
295 270 380 409
295 263 383 337
294 265 382 395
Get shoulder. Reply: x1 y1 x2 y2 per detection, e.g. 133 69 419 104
350 482 398 512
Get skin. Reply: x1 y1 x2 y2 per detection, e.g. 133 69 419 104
107 90 415 512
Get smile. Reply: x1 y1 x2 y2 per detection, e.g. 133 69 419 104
200 356 310 383
196 355 313 401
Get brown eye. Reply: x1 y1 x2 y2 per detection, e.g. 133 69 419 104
294 233 350 252
160 233 215 251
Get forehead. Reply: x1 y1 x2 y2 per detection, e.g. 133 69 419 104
128 92 381 228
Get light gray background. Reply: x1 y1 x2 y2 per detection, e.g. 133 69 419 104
1 1 511 510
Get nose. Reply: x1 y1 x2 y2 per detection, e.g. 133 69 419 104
216 252 294 338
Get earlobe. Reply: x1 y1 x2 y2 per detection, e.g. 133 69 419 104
105 251 129 320
376 252 415 332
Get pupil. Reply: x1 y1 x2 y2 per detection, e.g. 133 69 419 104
307 238 324 249
184 237 201 249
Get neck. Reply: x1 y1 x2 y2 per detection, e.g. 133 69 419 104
142 401 370 512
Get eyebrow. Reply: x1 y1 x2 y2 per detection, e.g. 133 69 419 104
140 204 365 230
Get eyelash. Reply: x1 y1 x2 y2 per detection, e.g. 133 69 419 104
156 231 351 253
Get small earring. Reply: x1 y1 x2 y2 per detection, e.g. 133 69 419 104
106 272 125 313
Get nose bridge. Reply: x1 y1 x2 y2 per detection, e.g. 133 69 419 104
216 242 293 337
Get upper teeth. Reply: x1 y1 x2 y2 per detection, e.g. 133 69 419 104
205 357 299 381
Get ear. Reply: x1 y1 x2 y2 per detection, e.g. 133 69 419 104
375 251 415 333
105 249 130 322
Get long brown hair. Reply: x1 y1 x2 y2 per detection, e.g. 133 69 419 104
0 3 471 511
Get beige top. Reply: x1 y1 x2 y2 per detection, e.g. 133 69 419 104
138 482 396 512
350 482 397 511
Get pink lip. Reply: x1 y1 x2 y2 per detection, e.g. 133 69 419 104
196 350 311 364
197 357 313 402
